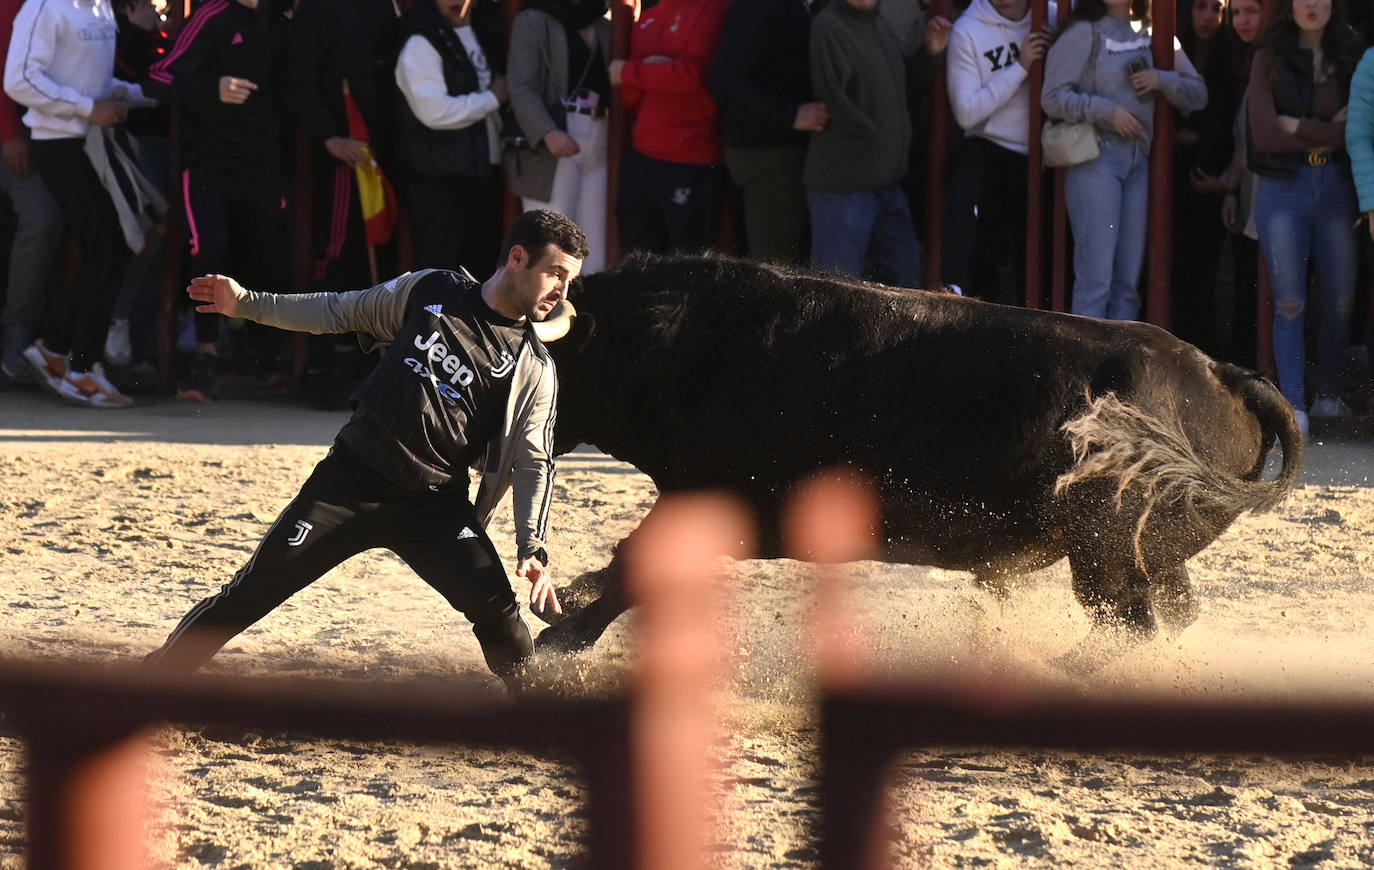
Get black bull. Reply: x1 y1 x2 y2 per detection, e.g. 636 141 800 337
537 255 1303 669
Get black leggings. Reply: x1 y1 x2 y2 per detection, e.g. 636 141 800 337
29 137 131 372
182 163 289 344
146 451 530 683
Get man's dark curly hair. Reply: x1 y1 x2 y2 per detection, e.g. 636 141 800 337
499 209 591 266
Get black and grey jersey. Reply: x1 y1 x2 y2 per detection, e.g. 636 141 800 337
333 270 527 496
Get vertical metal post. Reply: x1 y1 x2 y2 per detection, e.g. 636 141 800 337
607 0 638 269
1254 0 1279 376
925 0 955 289
1025 0 1050 309
624 494 752 869
502 0 526 232
785 471 888 870
1050 0 1074 311
1145 0 1177 328
25 728 151 870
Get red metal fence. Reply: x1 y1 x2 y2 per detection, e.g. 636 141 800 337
3 481 1373 869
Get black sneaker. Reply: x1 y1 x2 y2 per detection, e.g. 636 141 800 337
176 353 220 403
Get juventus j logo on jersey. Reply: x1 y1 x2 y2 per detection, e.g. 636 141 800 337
488 350 516 378
286 520 313 547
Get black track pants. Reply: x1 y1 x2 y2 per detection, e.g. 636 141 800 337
146 451 530 682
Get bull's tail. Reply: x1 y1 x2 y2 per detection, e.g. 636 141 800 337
1213 362 1304 502
1054 376 1302 568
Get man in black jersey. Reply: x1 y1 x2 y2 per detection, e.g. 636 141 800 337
145 209 589 691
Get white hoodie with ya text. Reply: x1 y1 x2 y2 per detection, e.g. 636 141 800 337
946 0 1056 155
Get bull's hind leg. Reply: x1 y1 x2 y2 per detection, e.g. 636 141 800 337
1150 563 1199 636
1055 527 1159 676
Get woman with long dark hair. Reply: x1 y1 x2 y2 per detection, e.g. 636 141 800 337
1248 0 1362 435
1042 0 1207 320
1170 0 1241 353
1212 0 1264 368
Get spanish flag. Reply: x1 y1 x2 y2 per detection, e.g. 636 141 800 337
343 80 398 248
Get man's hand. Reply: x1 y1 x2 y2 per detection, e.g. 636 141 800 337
89 99 126 127
793 101 829 131
516 557 562 618
544 129 580 157
2 138 29 177
1189 166 1227 194
219 76 258 105
186 274 247 317
490 76 509 105
324 136 372 168
1018 28 1051 70
1221 193 1240 232
924 15 953 55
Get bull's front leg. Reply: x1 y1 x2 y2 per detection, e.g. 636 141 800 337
533 547 629 654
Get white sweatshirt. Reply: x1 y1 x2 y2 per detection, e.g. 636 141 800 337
395 27 502 164
945 0 1056 155
4 0 146 140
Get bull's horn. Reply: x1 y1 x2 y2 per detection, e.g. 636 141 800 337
533 299 576 343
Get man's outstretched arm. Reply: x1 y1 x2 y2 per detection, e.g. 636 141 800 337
186 273 421 340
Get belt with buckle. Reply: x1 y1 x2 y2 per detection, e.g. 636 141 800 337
1308 150 1331 167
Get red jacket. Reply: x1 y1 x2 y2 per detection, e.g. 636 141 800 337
0 0 27 143
621 0 729 166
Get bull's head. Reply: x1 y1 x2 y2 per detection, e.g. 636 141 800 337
540 287 600 456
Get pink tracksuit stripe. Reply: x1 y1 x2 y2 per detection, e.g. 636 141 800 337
313 164 351 280
182 169 201 257
149 0 229 83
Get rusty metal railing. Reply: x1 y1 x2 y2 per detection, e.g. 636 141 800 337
3 479 1370 868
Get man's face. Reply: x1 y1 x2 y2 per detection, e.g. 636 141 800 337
511 244 582 321
844 0 880 11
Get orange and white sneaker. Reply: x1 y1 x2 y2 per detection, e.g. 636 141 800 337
56 363 133 408
21 339 68 395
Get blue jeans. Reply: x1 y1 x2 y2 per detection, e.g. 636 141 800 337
1065 135 1150 320
806 184 920 288
1254 164 1357 408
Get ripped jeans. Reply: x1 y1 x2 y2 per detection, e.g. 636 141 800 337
1254 164 1358 409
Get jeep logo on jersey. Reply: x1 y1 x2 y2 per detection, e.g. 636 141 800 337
402 357 471 409
413 330 474 386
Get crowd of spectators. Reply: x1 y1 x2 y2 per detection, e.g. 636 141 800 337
0 0 1370 435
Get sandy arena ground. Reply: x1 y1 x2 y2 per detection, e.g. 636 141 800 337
2 390 1374 868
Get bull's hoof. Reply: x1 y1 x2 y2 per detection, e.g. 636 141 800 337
530 604 567 627
1052 624 1145 677
534 622 599 655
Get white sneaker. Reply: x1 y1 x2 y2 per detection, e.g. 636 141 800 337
1295 409 1310 442
104 319 132 367
56 363 133 408
21 339 68 395
1309 396 1352 419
